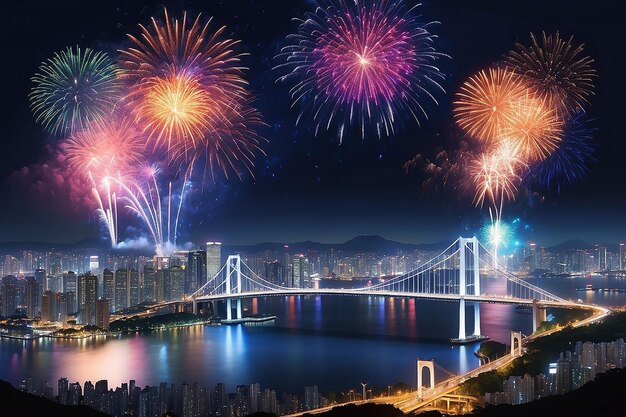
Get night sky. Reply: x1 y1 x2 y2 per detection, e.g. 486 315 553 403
0 0 622 247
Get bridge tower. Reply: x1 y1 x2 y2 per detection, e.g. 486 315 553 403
416 359 435 399
455 237 483 343
511 331 522 356
225 255 243 321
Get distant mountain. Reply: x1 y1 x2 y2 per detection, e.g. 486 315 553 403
549 239 595 250
225 235 452 255
0 237 108 252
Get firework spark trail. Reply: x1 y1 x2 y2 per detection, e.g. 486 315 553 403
64 119 143 245
472 141 522 222
505 32 597 117
118 167 190 257
30 46 121 137
275 0 447 141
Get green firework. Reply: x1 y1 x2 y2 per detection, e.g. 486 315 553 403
30 46 121 137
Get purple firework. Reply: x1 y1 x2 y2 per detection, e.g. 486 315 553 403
275 0 447 141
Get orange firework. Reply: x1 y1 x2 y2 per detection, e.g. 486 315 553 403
506 32 596 117
119 8 262 176
500 92 563 162
454 67 527 143
132 72 219 152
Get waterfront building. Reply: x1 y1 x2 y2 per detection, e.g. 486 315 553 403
96 299 110 330
78 273 98 325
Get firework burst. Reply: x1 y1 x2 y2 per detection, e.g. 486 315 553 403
119 8 263 179
276 0 447 141
525 113 596 192
454 67 527 143
472 142 521 220
30 46 121 137
501 92 563 162
506 32 597 117
64 118 144 245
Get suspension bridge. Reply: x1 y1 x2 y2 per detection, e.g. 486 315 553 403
166 235 610 415
186 236 594 341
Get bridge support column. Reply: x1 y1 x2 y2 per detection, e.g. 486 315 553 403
192 296 198 315
417 359 435 399
236 299 242 320
473 302 481 337
458 297 466 340
532 299 547 332
226 299 232 320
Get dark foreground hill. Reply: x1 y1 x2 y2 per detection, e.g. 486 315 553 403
0 380 108 417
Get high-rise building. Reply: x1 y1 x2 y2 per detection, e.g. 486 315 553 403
206 242 222 282
155 269 165 303
142 266 155 303
62 271 78 312
170 265 185 301
129 269 140 307
102 268 114 312
96 299 110 330
304 385 319 410
186 250 206 295
25 276 40 318
1 275 18 317
89 256 100 274
114 268 129 312
292 255 310 289
78 273 98 325
41 290 56 322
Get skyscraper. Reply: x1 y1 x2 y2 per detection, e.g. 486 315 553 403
62 271 77 313
186 250 206 295
1 275 18 317
206 242 222 282
25 276 40 318
170 265 185 301
142 266 155 303
128 269 140 307
78 273 98 325
292 255 310 289
102 268 114 311
114 268 129 311
41 290 56 322
96 299 110 330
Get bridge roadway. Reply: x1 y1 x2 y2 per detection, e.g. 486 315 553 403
281 301 610 417
191 288 577 307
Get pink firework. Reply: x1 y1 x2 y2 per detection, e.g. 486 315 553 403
276 0 447 141
63 118 144 245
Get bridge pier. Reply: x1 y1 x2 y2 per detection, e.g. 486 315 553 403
192 296 198 315
226 299 232 320
236 299 242 320
458 298 466 340
473 302 481 336
532 299 547 332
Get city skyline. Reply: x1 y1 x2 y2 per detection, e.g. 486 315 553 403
0 0 622 249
